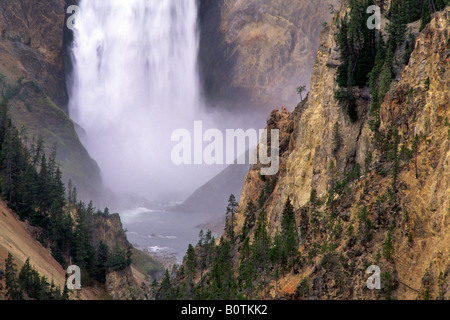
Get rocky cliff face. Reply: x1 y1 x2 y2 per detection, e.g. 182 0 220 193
199 0 339 113
89 213 154 300
0 0 103 202
0 0 67 108
231 3 450 300
376 9 450 299
0 1 160 300
238 0 366 226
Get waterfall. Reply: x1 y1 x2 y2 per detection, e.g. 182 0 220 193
69 0 213 198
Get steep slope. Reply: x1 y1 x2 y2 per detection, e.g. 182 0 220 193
375 8 450 299
175 162 249 215
0 0 103 202
0 200 100 300
0 197 163 300
166 1 449 301
233 3 450 300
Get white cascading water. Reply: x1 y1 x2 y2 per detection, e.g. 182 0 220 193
69 0 218 198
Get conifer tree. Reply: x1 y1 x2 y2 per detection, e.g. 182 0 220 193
19 258 33 295
238 236 255 296
420 0 432 31
269 230 286 268
5 253 23 300
209 240 236 299
241 200 256 241
185 244 197 278
73 202 91 269
281 198 299 266
62 283 70 300
226 194 238 242
126 245 133 266
51 245 65 268
251 209 271 277
108 243 127 271
38 153 51 215
51 166 66 210
96 241 109 283
1 126 16 203
30 136 44 167
156 269 175 300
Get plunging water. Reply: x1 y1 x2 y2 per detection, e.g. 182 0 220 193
69 0 206 198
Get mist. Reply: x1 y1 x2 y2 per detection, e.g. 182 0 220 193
68 0 265 203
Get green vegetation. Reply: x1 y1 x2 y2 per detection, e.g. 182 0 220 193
151 0 450 301
154 197 302 300
337 1 377 89
240 200 256 241
4 253 24 300
332 122 342 155
130 248 164 281
404 30 416 65
0 94 137 298
334 0 447 126
296 85 307 101
0 74 102 202
4 254 67 300
382 232 395 260
225 194 238 242
257 175 277 208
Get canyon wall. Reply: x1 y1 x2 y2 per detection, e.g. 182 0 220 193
0 0 103 203
231 3 450 299
199 0 339 113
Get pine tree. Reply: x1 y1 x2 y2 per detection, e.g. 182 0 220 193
0 95 10 143
49 201 64 244
393 2 408 42
51 166 66 210
47 144 57 176
296 85 307 101
420 0 432 31
51 245 65 268
269 230 286 268
1 126 16 203
30 136 44 167
62 283 70 300
226 194 238 241
37 275 51 300
281 198 299 266
403 30 416 65
337 16 350 87
238 236 255 296
4 253 23 300
108 244 127 271
251 209 271 278
38 153 52 216
16 163 38 221
209 240 237 299
240 200 256 241
185 244 197 278
126 245 133 266
203 230 215 266
156 269 175 300
197 229 205 247
96 241 109 283
73 202 90 269
18 258 37 298
435 0 449 11
378 62 393 102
